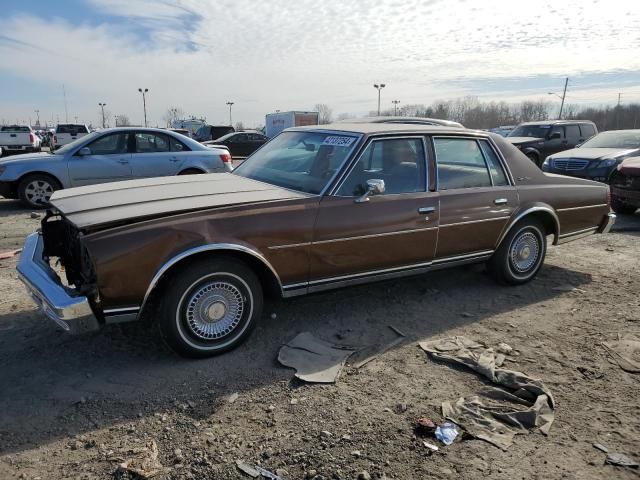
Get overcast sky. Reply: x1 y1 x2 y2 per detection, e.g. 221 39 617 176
1 0 639 128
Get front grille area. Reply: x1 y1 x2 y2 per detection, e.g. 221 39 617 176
552 158 589 171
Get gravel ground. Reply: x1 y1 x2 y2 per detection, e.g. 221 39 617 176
0 198 638 480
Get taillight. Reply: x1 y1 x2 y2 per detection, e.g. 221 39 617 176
29 133 35 144
220 152 232 165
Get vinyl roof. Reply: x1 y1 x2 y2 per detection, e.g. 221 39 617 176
288 123 485 136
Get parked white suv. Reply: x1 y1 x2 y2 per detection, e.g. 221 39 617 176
53 124 89 150
0 125 41 156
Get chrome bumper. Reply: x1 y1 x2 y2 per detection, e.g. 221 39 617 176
598 212 616 234
16 232 100 334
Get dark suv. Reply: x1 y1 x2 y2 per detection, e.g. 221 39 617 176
506 120 597 167
193 125 235 142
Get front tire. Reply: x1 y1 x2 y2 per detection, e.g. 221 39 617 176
611 196 637 215
525 152 540 167
158 258 263 358
489 219 546 285
18 173 61 208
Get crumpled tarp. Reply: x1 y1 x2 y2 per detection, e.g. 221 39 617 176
419 336 555 450
278 332 354 383
602 334 640 373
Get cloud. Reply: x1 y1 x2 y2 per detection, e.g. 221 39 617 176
0 0 639 126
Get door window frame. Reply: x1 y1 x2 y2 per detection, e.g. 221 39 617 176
133 131 172 154
431 135 514 191
330 135 430 197
79 131 130 156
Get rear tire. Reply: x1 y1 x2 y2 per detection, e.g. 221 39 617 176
18 173 61 208
488 219 546 285
157 257 263 358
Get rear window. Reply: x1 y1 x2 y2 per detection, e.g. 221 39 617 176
57 124 89 134
1 126 30 132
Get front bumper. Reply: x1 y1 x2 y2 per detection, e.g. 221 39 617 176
612 186 640 207
542 165 615 183
598 213 616 234
16 232 100 334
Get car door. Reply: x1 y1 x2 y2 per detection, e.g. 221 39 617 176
309 136 439 284
434 136 518 259
130 132 179 177
248 133 267 155
234 133 251 157
564 124 582 150
543 125 567 157
67 132 133 187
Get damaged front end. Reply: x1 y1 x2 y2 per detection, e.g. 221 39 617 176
16 210 101 334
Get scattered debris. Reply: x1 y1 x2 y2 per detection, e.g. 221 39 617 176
236 459 260 478
606 452 639 469
602 334 640 373
30 212 40 219
414 416 436 436
496 342 513 355
255 465 283 479
112 440 164 479
577 366 604 380
552 285 585 293
353 325 406 369
593 443 609 453
356 471 372 480
423 440 439 452
0 249 21 260
420 336 555 450
227 392 239 404
278 332 354 383
435 422 459 446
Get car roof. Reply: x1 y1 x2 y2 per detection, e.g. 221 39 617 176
288 123 485 136
519 120 595 126
343 116 463 127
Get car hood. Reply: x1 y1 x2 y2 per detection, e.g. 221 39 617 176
618 156 640 176
49 173 307 229
0 152 60 166
506 137 544 146
549 148 638 160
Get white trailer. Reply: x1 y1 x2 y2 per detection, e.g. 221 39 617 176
265 111 319 138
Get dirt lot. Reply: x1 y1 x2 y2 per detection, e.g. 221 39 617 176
0 199 638 480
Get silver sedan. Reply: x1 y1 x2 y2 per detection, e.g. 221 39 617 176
0 127 233 208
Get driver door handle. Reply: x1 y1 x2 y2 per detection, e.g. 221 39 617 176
170 157 180 162
117 159 129 164
494 198 508 205
418 206 436 214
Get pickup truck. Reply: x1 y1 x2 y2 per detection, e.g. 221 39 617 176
52 124 90 150
0 125 41 156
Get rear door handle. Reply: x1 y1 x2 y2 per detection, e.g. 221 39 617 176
117 159 129 164
418 206 436 214
170 157 179 162
494 198 508 205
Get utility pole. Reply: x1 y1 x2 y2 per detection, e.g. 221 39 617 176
34 110 40 127
63 84 69 122
226 101 234 126
138 88 149 127
373 83 386 116
392 100 401 116
98 103 107 128
558 77 568 120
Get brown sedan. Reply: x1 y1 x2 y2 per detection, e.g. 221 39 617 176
17 124 615 357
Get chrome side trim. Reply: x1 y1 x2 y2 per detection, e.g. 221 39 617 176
432 250 495 264
312 227 438 245
440 216 510 228
267 241 312 250
103 306 140 314
598 212 616 234
281 250 494 297
496 206 561 246
558 226 599 239
139 243 283 317
557 227 599 245
556 203 608 212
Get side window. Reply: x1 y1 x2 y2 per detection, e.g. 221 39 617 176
169 136 189 152
580 124 595 138
434 138 492 190
337 138 426 196
550 126 564 139
565 125 581 142
85 133 128 155
479 140 509 186
135 133 170 153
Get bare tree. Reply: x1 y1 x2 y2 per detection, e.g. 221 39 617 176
163 107 185 128
235 121 244 131
314 104 333 124
114 114 130 127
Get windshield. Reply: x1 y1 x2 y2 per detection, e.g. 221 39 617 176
581 131 640 149
508 125 551 138
55 131 100 154
233 130 360 194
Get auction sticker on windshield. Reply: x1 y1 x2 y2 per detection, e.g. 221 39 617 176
322 136 356 147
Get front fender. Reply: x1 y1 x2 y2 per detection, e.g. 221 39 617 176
0 159 70 186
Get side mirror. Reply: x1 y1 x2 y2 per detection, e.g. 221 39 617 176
549 132 562 140
355 179 386 203
77 147 91 156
